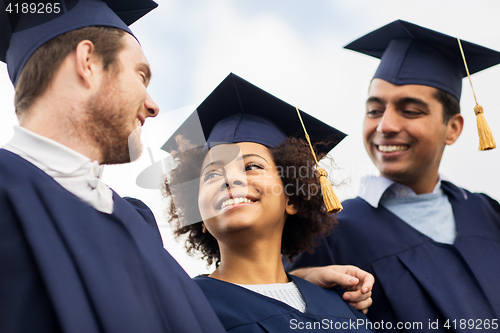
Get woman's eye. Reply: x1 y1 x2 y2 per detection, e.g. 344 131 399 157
203 170 222 182
245 162 263 171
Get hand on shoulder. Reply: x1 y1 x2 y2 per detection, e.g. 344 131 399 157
290 265 374 314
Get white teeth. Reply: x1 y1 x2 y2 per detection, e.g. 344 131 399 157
377 145 409 153
220 197 254 209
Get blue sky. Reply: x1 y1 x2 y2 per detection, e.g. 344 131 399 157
1 0 499 275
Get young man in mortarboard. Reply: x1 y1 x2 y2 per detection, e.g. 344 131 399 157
0 1 227 332
286 20 500 331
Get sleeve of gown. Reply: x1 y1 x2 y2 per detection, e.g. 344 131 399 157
123 197 163 243
478 193 500 216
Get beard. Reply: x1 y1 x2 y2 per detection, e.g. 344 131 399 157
82 73 143 164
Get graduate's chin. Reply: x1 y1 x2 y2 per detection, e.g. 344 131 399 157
128 127 143 162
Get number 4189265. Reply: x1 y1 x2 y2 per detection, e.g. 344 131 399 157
5 2 61 14
444 319 498 330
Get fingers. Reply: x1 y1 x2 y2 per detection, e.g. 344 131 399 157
354 296 372 312
344 290 373 312
342 265 375 294
358 271 375 294
290 265 374 292
318 267 360 289
288 267 351 289
290 265 375 313
343 289 371 303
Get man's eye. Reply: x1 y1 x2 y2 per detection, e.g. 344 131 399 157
402 110 422 116
245 162 263 171
367 109 384 117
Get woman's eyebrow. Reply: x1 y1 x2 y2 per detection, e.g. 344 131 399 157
201 160 221 174
201 154 269 174
241 154 268 163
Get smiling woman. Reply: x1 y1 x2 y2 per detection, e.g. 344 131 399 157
162 73 375 332
167 137 333 266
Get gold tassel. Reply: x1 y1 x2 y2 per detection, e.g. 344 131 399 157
457 38 496 151
316 167 343 213
295 107 342 213
474 105 496 150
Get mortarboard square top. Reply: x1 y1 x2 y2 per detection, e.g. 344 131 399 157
0 0 157 85
345 20 500 101
161 73 346 157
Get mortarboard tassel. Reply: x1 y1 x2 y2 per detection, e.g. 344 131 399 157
295 107 342 213
474 105 496 150
457 38 496 151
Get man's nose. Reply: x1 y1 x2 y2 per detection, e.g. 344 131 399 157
145 93 159 118
376 108 401 135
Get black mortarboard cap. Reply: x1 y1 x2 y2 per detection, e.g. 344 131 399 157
161 73 346 156
0 0 157 85
345 20 500 101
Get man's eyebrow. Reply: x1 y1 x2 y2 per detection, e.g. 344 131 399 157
366 96 430 111
200 153 269 174
366 96 385 105
137 63 152 83
395 97 429 110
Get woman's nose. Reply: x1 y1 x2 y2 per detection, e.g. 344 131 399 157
219 173 246 191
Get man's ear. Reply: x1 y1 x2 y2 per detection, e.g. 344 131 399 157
445 114 464 145
285 197 298 215
74 40 99 89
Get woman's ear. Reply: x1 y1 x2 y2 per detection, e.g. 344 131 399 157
285 197 298 215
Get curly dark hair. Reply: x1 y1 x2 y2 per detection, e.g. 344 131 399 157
164 137 338 266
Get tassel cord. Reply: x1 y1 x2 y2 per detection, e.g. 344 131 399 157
295 107 342 213
457 38 496 150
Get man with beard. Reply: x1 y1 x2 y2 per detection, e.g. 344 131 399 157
0 1 374 331
286 20 500 331
0 1 226 332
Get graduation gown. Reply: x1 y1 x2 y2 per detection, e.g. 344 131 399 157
286 181 500 332
194 275 375 332
0 149 225 333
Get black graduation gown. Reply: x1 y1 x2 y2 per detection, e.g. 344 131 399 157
285 181 500 332
0 149 225 333
194 275 375 332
